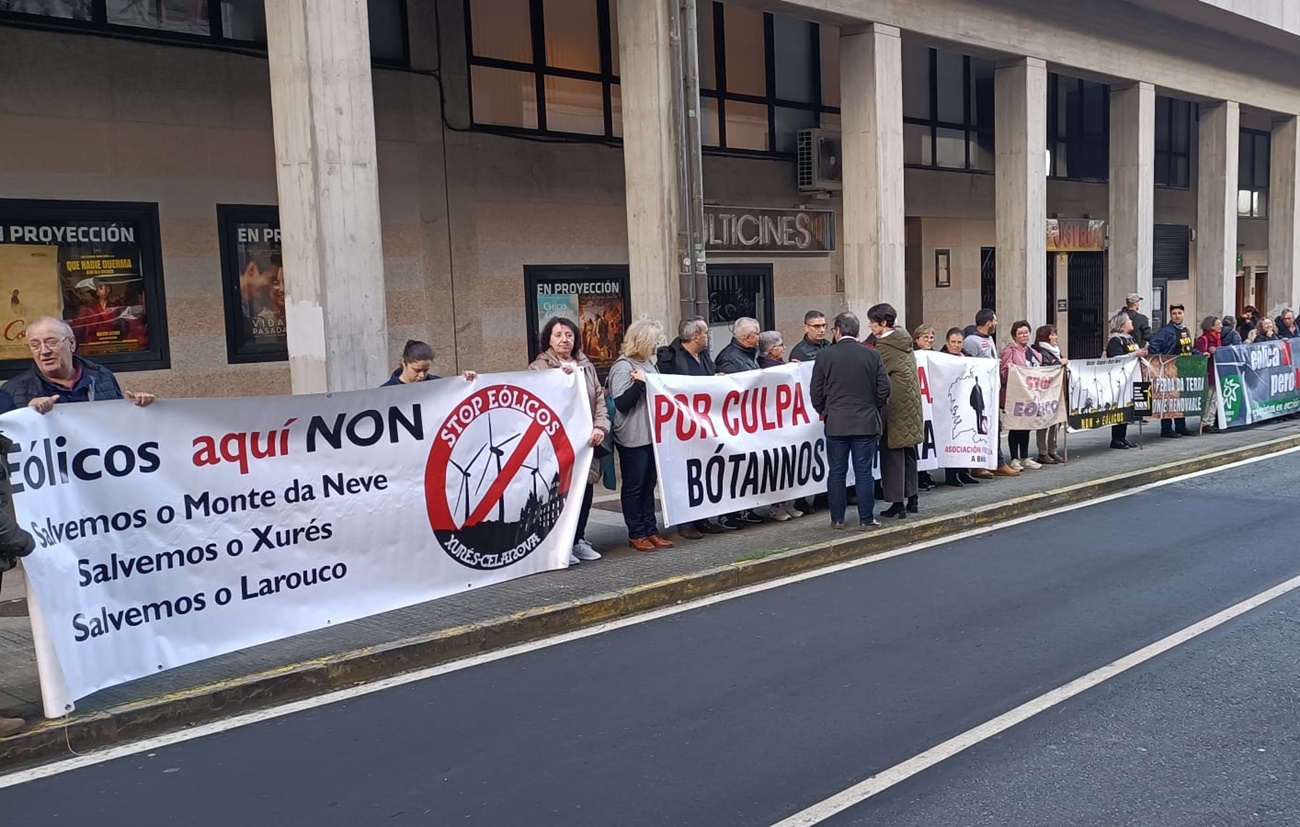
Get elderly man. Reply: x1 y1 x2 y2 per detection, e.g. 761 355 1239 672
1123 293 1151 348
4 317 156 412
716 317 761 374
657 316 716 377
789 310 830 362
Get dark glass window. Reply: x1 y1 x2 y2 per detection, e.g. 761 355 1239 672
1239 129 1270 218
900 42 994 172
0 0 408 63
1154 96 1192 189
1048 74 1109 182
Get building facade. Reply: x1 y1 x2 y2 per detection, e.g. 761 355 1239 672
0 0 1297 395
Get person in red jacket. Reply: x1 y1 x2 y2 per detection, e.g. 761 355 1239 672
1194 316 1222 433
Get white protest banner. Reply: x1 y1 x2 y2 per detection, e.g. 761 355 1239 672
647 361 944 525
9 370 592 716
916 350 1000 471
1067 357 1140 430
1002 365 1068 431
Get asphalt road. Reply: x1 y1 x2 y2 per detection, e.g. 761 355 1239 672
3 454 1300 826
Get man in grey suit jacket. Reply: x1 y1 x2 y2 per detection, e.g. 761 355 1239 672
810 312 892 529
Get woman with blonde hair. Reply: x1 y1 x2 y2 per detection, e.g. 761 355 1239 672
608 319 673 552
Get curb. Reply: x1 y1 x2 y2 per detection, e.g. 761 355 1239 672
4 433 1299 770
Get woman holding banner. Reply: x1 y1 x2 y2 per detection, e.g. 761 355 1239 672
530 317 612 564
608 320 674 552
1105 312 1145 449
1194 316 1222 433
999 321 1042 470
1032 325 1067 464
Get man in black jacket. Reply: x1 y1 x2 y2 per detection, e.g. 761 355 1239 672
656 317 716 377
811 312 891 530
1123 293 1152 348
789 310 830 362
1148 303 1194 438
715 318 761 374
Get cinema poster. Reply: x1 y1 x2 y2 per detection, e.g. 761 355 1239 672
526 268 629 381
218 205 286 363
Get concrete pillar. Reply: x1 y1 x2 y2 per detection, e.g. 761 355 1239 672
994 57 1048 327
840 24 905 319
265 0 389 393
1108 82 1155 314
617 0 681 332
1195 101 1239 320
1269 116 1300 315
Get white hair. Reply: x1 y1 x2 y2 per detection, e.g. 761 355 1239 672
28 316 74 340
733 317 760 337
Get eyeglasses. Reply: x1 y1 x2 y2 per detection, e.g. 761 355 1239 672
27 337 70 352
808 323 827 329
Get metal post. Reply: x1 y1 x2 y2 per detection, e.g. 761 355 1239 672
670 0 709 328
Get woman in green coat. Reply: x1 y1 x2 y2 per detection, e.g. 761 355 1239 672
868 303 925 518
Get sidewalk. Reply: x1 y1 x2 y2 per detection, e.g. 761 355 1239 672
3 419 1299 766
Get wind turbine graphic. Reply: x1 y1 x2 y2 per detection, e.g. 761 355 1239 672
474 414 522 522
448 443 488 524
520 445 546 499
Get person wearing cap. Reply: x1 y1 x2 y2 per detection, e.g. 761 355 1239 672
1123 293 1151 348
1148 303 1194 438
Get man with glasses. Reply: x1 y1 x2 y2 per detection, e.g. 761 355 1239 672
789 310 830 363
3 317 156 413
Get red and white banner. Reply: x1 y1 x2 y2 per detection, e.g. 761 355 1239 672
8 371 592 716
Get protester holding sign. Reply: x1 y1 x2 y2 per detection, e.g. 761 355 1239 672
381 340 477 387
870 304 924 518
1194 317 1222 433
1148 303 1194 438
609 320 674 552
5 317 156 412
530 318 611 563
1105 311 1144 449
810 312 891 530
1000 322 1043 470
1032 325 1067 464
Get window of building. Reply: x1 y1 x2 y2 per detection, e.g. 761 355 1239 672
1239 129 1270 218
467 0 617 138
699 3 838 155
0 0 408 63
0 199 170 375
900 42 994 172
1154 96 1192 189
1048 74 1109 182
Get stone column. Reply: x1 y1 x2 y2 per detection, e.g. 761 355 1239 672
1195 101 1239 320
1108 82 1155 313
994 57 1048 327
617 0 681 332
840 24 905 319
1269 116 1300 315
265 0 390 393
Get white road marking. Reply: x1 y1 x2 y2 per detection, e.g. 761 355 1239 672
768 570 1300 826
2 445 1297 788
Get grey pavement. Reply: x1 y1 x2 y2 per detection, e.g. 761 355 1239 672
0 418 1295 720
2 446 1299 824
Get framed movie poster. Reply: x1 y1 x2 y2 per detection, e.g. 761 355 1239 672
0 199 169 376
525 266 630 382
218 204 286 364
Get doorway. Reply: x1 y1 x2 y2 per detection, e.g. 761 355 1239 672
1255 270 1268 314
706 264 775 359
1066 252 1106 359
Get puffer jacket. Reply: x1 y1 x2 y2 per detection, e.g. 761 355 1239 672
529 349 610 485
715 338 760 374
874 330 925 449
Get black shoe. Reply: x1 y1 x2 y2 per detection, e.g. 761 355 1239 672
882 502 907 519
906 495 919 514
696 520 726 535
1110 439 1129 449
1203 426 1219 434
715 515 742 530
1160 432 1179 439
1124 440 1139 448
859 519 882 530
737 510 766 525
791 498 815 515
957 471 980 485
831 521 846 530
945 471 964 488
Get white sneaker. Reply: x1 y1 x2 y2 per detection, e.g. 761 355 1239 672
568 552 581 566
783 502 804 519
770 508 791 522
1009 459 1024 471
1021 458 1042 470
573 541 602 561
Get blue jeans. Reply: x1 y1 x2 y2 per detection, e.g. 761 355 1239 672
826 434 878 524
617 444 659 539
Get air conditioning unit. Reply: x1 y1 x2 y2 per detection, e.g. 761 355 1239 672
797 129 842 192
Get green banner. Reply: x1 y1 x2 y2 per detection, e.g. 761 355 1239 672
1141 355 1208 419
